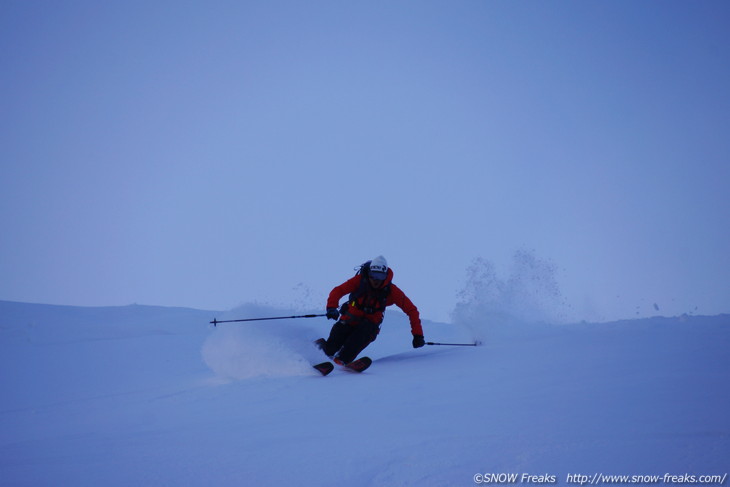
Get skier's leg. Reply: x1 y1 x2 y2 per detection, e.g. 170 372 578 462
337 321 378 364
323 321 351 357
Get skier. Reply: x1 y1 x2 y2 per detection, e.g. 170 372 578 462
318 255 425 365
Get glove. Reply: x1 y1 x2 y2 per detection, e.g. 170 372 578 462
412 334 425 348
326 307 340 320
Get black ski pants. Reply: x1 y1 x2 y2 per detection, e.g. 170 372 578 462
323 319 379 364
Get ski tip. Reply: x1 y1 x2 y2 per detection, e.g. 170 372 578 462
313 361 334 376
343 356 372 373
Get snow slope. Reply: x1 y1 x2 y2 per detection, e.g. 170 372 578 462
1 300 728 486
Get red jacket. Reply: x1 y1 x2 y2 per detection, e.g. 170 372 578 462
327 267 423 336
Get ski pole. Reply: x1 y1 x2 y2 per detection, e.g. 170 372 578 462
426 341 480 346
210 313 326 326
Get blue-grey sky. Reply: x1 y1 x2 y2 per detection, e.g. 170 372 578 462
2 1 729 323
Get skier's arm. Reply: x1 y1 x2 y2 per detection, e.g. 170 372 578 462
326 275 360 309
389 284 423 336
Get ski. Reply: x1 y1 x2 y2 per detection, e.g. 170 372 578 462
339 356 372 373
313 361 334 376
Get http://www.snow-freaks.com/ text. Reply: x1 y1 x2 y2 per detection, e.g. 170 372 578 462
473 472 728 485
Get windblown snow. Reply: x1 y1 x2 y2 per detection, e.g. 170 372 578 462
1 272 728 486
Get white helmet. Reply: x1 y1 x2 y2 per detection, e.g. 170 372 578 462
369 255 388 280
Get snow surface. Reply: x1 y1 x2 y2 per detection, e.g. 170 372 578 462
1 300 728 486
